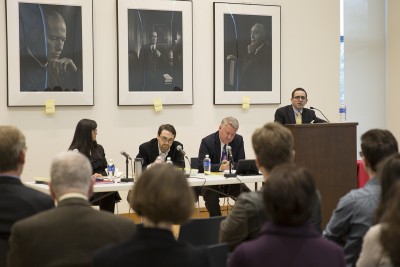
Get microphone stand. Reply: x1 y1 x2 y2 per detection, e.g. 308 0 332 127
183 155 190 178
224 154 237 178
121 157 133 182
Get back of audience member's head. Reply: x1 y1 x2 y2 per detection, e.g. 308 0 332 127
130 164 194 225
0 126 26 173
375 153 400 222
50 151 93 199
252 122 293 172
380 181 400 266
360 129 398 172
263 163 317 227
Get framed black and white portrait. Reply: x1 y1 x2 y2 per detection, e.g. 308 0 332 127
117 0 193 106
214 3 281 105
6 0 94 106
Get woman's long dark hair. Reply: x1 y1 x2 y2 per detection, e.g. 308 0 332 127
375 153 400 222
68 119 102 162
380 181 400 266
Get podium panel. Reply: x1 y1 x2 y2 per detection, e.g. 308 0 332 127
286 123 358 227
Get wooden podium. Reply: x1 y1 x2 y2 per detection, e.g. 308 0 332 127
285 123 358 228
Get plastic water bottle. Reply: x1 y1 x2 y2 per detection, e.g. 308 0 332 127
339 103 347 122
166 157 173 164
203 155 211 175
107 159 115 177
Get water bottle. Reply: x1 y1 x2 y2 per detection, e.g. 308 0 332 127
203 155 211 175
339 103 347 122
154 156 163 164
166 157 173 164
134 158 143 179
107 159 115 177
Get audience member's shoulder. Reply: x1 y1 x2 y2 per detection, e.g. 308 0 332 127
238 190 262 204
97 210 136 226
19 185 54 203
346 183 380 200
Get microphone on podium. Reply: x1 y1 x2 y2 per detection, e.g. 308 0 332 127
310 107 330 123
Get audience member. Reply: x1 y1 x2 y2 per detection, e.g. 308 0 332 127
274 88 326 124
197 116 250 216
69 119 120 213
93 164 210 267
324 129 398 267
229 163 345 267
0 126 54 266
7 151 136 267
219 122 321 251
357 153 400 267
136 124 184 168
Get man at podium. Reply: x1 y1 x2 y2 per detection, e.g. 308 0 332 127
274 88 326 125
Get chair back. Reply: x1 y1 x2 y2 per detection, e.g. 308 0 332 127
207 243 228 267
178 216 224 246
0 238 9 267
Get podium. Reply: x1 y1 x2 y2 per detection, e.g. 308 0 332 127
286 123 358 227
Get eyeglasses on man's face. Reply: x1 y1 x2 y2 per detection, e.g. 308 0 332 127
160 136 174 143
293 96 307 100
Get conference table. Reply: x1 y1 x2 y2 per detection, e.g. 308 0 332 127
26 173 264 195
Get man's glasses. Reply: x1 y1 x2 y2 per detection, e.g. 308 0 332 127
293 96 306 100
160 136 174 143
359 151 364 157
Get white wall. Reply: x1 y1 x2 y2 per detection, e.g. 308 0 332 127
387 0 400 140
344 0 387 153
0 0 340 213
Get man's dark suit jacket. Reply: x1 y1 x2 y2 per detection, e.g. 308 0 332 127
136 138 184 168
138 43 169 90
274 105 326 125
198 131 245 172
0 176 54 266
92 226 210 267
8 197 136 267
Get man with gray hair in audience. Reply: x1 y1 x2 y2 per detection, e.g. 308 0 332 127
0 126 54 266
8 151 136 267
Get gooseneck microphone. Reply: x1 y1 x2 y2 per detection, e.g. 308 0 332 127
310 107 330 123
226 145 233 162
224 145 237 178
176 145 190 178
120 151 132 160
176 145 188 157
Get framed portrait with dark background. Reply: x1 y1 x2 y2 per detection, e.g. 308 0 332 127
118 0 193 106
6 0 93 106
214 3 281 105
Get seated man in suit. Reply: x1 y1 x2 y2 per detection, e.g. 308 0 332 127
274 87 326 124
198 116 250 216
136 124 184 169
0 126 54 266
7 151 136 267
